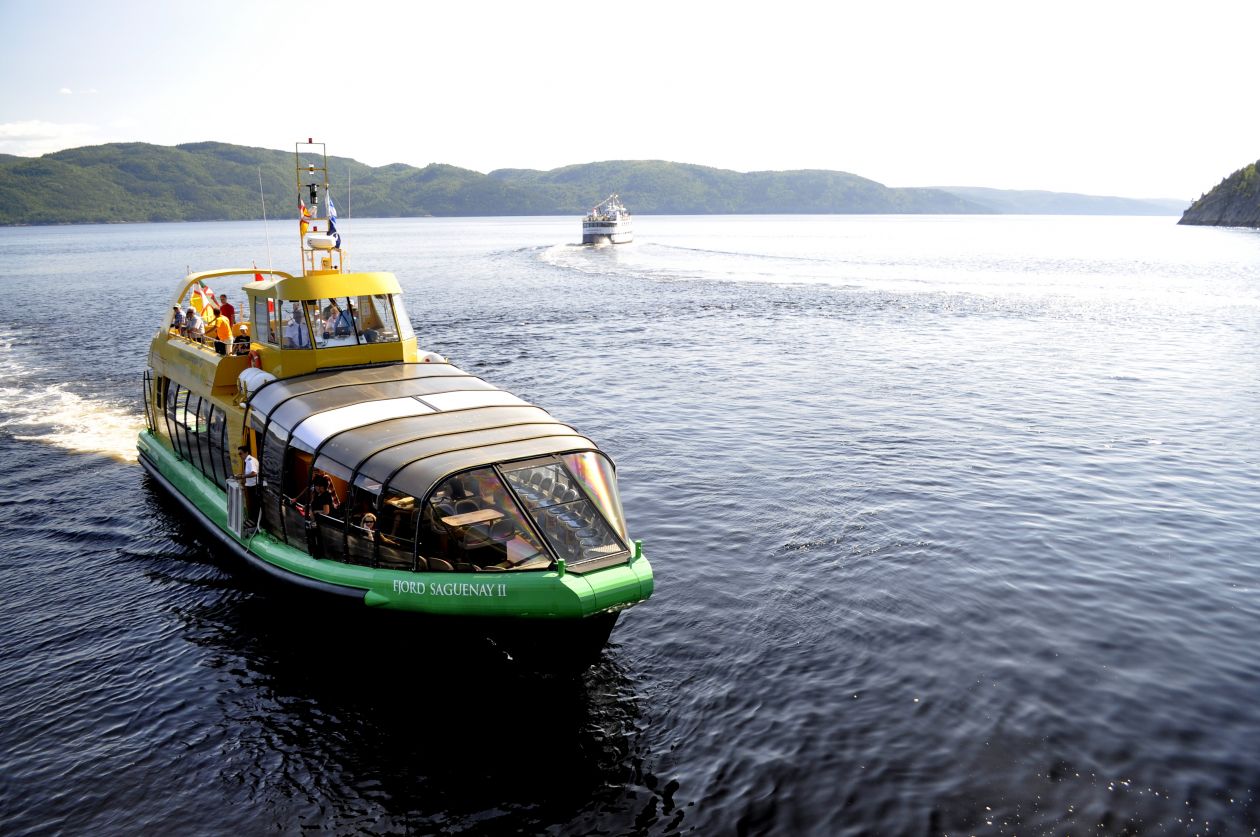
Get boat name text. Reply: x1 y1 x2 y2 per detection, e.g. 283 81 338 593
392 579 508 597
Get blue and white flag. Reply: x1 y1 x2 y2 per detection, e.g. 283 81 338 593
326 194 341 249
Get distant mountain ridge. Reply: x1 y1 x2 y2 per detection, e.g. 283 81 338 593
937 186 1186 216
0 141 1182 225
1178 160 1260 227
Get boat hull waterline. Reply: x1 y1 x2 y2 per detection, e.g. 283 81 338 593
139 430 652 620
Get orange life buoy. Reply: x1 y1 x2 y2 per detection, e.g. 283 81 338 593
249 350 262 369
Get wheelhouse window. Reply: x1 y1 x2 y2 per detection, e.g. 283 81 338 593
353 295 400 344
501 455 630 569
313 298 356 348
252 295 277 346
304 296 403 348
281 300 313 349
421 467 548 571
393 294 415 341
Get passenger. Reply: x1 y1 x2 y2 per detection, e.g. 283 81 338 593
235 445 259 524
310 474 339 516
320 299 344 338
186 307 205 343
326 300 353 337
171 306 185 335
360 512 377 532
210 306 232 355
217 294 235 327
232 322 250 355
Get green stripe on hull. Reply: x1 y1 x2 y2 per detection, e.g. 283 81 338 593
138 430 652 619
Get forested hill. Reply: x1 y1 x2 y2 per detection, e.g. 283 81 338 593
1178 160 1260 227
0 141 1179 225
0 142 986 225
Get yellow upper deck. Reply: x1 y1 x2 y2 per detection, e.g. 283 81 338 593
150 267 420 392
148 141 427 393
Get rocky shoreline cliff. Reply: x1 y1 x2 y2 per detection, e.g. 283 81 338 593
1179 160 1260 227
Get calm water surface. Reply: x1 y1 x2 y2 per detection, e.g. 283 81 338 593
0 215 1258 834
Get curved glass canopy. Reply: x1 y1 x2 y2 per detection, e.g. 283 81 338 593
247 362 630 572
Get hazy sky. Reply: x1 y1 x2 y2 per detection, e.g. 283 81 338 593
3 0 1257 200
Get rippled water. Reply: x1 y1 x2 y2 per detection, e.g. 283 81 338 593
1 215 1258 834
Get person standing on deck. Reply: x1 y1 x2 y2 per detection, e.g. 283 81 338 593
210 306 232 355
218 294 235 327
235 445 259 525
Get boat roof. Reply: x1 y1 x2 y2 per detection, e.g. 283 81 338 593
245 270 403 300
248 362 601 501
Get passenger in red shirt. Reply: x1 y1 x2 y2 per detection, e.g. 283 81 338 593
218 294 236 326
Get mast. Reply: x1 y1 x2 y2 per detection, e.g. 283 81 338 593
295 138 345 276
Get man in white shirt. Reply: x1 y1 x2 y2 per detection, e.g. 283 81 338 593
284 306 311 348
236 445 260 526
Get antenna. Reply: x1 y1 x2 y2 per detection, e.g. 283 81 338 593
258 166 274 277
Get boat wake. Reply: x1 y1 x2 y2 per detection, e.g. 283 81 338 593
0 328 144 463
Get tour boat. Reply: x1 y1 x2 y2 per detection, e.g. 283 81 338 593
137 141 652 664
582 194 633 244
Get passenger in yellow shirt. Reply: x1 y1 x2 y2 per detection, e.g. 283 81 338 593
210 306 232 355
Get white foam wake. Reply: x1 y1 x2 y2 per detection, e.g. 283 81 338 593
0 329 144 463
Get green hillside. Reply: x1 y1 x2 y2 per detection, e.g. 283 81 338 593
1178 160 1260 227
0 141 987 225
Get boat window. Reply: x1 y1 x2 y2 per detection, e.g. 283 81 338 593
421 468 549 571
142 372 156 432
152 376 168 439
501 457 630 568
392 294 415 341
310 458 348 563
252 295 277 346
377 489 418 570
312 297 357 348
184 393 202 474
210 406 230 488
166 383 190 461
561 452 628 540
352 294 399 344
344 485 379 566
280 446 314 551
194 396 215 483
259 420 287 538
280 300 313 349
303 301 327 348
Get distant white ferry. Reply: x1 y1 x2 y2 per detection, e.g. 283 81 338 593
582 194 633 245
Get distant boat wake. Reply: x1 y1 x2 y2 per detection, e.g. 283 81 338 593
0 328 143 463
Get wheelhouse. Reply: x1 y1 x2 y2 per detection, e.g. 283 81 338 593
246 363 633 575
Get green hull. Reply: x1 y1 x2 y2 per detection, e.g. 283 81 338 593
138 430 653 620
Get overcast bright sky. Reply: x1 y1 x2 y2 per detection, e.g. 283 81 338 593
3 0 1258 200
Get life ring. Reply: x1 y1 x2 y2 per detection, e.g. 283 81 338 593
248 350 262 369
